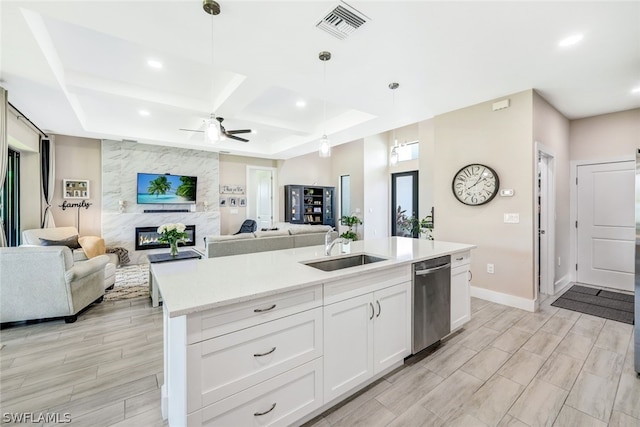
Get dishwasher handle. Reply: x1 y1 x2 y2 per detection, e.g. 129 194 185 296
414 263 451 276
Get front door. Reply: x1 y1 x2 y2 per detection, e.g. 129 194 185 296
391 171 419 237
576 161 635 291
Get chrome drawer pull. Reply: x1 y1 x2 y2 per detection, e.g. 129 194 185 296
376 300 381 317
254 347 276 357
456 257 464 261
254 403 276 417
369 302 374 320
254 304 276 313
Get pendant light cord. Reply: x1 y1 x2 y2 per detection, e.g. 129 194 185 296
323 59 327 135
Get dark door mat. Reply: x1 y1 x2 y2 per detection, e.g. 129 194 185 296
551 285 635 325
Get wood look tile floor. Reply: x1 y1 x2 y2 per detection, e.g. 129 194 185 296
0 294 638 426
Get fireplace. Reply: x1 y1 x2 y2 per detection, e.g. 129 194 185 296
135 225 196 250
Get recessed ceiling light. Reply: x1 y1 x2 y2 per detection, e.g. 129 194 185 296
251 129 258 134
147 59 163 69
632 87 640 94
558 33 583 47
296 100 306 108
139 110 150 116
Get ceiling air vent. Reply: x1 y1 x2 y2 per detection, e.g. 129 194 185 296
316 1 369 40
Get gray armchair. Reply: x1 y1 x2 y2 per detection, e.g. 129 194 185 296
0 246 108 324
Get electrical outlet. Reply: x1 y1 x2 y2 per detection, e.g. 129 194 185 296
487 263 494 274
558 257 561 266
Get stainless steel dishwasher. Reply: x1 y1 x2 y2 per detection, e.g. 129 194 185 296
412 255 451 354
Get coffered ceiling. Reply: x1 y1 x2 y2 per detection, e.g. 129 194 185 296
1 1 639 159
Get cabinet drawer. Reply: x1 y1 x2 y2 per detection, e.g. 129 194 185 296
188 308 323 410
187 358 323 427
187 285 322 343
451 251 471 268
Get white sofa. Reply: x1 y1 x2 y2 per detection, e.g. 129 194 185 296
203 224 337 258
0 246 108 323
22 227 117 289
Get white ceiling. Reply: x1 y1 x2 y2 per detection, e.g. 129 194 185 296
1 1 639 159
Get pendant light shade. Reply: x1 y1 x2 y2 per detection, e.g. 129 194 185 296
390 144 399 165
318 51 332 157
319 134 331 157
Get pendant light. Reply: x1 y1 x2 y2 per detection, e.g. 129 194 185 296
389 82 400 166
204 0 221 143
318 51 332 157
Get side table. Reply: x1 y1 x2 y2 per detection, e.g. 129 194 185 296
148 250 202 307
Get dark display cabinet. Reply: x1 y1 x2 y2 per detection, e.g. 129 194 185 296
285 185 335 226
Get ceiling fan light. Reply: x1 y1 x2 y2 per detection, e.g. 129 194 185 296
206 116 221 143
319 135 331 157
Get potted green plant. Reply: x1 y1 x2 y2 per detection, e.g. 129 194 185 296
340 215 362 241
420 214 434 240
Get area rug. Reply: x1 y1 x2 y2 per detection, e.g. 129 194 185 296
551 284 634 324
105 264 150 302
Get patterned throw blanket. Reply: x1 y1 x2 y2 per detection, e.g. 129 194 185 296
106 247 130 265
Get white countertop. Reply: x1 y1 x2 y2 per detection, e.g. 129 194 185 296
152 237 475 317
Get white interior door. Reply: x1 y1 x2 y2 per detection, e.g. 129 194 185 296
576 161 635 291
538 151 555 295
247 167 275 230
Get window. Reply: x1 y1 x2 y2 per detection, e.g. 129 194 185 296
395 141 419 163
1 148 20 246
340 175 350 218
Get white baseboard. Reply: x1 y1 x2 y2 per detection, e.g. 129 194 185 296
470 286 537 312
554 275 571 295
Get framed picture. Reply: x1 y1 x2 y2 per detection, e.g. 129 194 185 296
64 179 90 199
219 198 227 207
228 197 237 207
239 197 246 207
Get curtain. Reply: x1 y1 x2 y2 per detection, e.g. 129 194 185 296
0 87 8 247
40 137 56 228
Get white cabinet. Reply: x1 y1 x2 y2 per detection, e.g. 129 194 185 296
451 251 471 331
166 286 323 427
324 281 411 403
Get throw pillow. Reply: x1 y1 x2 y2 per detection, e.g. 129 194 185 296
78 236 106 259
39 235 81 249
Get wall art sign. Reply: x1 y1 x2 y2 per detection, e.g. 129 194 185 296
63 179 90 199
220 185 245 194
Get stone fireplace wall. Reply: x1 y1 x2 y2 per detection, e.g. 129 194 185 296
102 140 220 264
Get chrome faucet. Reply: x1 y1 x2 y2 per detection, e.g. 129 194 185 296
325 228 343 256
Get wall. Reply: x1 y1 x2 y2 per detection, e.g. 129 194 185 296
52 135 103 236
7 108 40 232
331 139 365 237
277 152 332 222
363 134 389 239
218 154 277 235
418 118 435 223
532 92 571 290
102 140 220 264
434 90 536 302
569 108 640 161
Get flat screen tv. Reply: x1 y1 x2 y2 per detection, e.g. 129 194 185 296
137 173 197 204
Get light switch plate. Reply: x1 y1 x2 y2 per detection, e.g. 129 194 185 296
504 213 520 223
500 189 514 197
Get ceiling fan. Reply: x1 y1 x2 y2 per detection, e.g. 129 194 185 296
180 116 252 142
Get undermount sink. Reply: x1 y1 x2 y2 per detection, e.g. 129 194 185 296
302 254 389 272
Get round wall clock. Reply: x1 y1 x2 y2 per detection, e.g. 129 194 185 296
452 163 500 206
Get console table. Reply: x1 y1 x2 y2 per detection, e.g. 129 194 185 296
148 250 202 307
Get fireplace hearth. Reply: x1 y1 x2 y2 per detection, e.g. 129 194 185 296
135 225 196 250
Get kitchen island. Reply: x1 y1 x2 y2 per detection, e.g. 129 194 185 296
153 237 475 426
